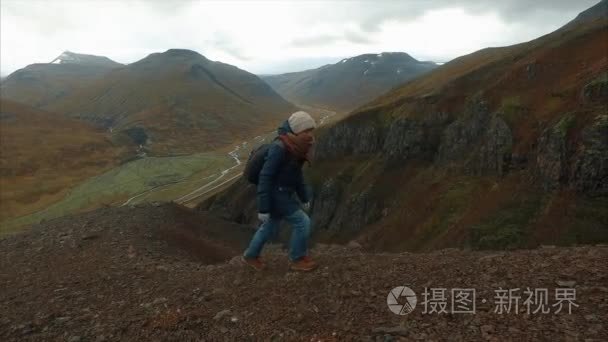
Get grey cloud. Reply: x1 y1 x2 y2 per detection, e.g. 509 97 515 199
252 56 347 75
218 45 253 61
208 34 253 61
355 0 600 32
289 30 373 47
290 34 343 47
462 0 601 20
344 30 373 44
0 0 602 76
134 0 192 13
1 1 80 34
357 2 430 32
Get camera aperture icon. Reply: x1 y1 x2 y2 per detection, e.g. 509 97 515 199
387 286 417 315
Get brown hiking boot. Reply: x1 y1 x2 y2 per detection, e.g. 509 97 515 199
290 255 317 272
241 256 265 271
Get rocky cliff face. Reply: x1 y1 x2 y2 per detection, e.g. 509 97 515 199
314 101 604 201
315 99 515 175
314 113 386 159
315 109 449 163
582 74 608 103
536 114 608 195
572 115 608 195
435 100 513 177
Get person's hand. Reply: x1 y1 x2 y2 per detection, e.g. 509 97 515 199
258 213 270 223
302 202 311 211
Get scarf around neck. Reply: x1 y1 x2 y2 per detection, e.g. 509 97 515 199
278 132 314 163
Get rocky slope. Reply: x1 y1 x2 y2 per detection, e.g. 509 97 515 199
1 204 606 341
0 51 123 107
202 2 608 251
262 52 437 113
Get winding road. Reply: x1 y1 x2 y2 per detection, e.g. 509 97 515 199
122 108 337 207
173 144 244 204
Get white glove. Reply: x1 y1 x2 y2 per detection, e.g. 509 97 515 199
258 213 270 223
302 202 311 211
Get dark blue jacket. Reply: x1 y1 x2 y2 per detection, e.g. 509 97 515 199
257 120 311 217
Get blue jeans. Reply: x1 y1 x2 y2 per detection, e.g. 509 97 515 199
244 209 310 261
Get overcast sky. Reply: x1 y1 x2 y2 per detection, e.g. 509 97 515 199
0 0 600 76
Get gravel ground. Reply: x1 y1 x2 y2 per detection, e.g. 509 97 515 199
1 204 606 341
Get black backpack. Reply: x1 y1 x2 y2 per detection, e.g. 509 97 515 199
243 138 283 184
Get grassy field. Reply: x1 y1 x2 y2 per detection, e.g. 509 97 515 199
1 152 232 234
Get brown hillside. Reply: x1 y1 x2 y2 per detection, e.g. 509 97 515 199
47 49 296 154
203 3 608 252
0 99 129 223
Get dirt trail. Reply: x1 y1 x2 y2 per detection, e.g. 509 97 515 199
1 204 606 341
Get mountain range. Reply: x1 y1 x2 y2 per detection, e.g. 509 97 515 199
0 51 123 107
2 49 296 154
45 49 296 154
262 52 437 112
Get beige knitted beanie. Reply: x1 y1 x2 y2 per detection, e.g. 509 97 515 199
287 111 316 134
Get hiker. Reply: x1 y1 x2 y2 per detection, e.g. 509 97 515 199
242 111 317 271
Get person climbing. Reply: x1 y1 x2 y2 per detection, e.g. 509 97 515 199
242 111 317 271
